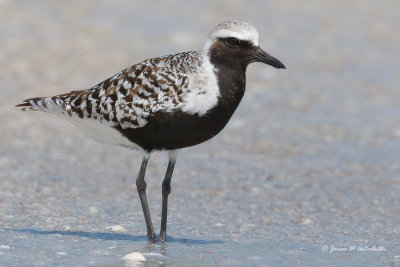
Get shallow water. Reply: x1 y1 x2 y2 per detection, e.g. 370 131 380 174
1 0 400 266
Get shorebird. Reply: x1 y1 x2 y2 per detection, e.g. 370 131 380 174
16 20 285 242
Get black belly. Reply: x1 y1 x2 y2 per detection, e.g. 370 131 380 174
114 104 237 151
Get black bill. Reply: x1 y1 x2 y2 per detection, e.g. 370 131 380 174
253 46 286 69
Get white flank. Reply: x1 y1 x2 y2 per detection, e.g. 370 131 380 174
60 116 139 149
24 97 138 148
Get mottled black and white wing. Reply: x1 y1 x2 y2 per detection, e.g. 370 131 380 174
18 52 202 128
16 51 220 147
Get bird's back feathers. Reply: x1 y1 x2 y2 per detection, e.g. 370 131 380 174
16 51 219 130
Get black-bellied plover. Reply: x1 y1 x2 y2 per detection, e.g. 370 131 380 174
16 20 285 242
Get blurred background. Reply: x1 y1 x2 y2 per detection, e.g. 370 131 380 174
1 0 400 266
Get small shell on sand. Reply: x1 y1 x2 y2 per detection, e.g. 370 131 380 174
107 225 128 233
122 252 146 262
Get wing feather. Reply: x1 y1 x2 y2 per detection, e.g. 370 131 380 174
17 51 202 130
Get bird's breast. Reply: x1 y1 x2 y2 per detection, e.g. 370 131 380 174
179 59 220 116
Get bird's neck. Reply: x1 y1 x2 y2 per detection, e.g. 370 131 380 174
213 63 246 110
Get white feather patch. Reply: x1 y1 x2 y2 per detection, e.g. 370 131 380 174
60 116 139 149
181 56 219 116
201 20 259 53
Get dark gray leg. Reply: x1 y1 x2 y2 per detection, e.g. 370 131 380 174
136 153 157 241
159 150 179 241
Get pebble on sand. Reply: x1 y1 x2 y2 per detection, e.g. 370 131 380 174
122 252 146 262
107 225 128 233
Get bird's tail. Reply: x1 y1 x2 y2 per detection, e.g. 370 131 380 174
15 96 66 113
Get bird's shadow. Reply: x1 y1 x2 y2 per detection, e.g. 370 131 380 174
6 228 224 245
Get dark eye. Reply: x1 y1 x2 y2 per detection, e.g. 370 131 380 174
225 37 241 48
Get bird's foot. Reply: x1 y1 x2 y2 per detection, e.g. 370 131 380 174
159 231 167 242
147 231 158 243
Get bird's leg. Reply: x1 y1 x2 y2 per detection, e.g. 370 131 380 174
159 150 179 242
136 153 157 242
